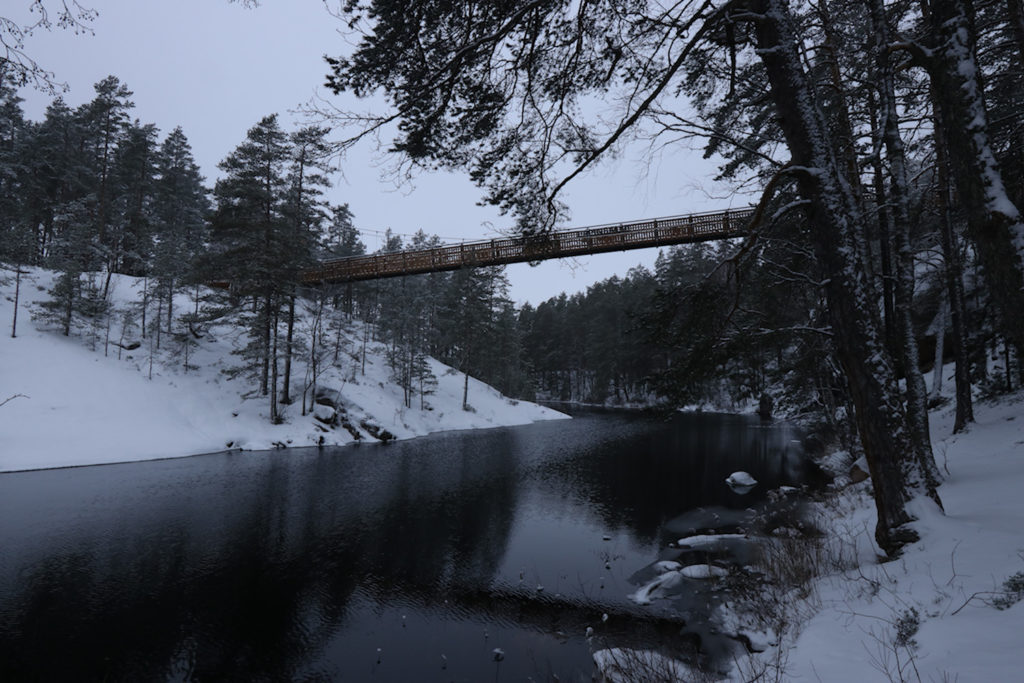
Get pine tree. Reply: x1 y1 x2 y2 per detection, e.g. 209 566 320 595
279 125 333 405
321 203 362 259
151 126 208 338
321 203 364 318
0 74 31 337
435 265 508 410
203 114 305 423
35 198 94 336
109 120 158 277
26 98 90 264
79 75 134 284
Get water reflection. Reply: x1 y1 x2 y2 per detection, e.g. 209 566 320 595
0 411 809 681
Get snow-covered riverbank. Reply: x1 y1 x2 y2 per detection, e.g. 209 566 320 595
736 390 1024 681
0 269 565 472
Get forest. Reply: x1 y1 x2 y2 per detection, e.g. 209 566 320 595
2 0 1024 553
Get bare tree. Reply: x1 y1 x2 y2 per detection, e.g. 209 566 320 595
0 2 96 93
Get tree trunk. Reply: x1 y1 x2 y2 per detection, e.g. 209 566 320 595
307 294 324 417
260 293 271 396
271 306 279 423
869 95 897 357
11 265 20 338
361 321 368 375
817 0 875 286
282 293 295 405
868 0 940 485
167 278 174 336
930 93 975 431
926 0 1024 358
751 0 941 553
1005 339 1014 392
1006 0 1024 67
63 275 74 337
141 276 148 339
930 295 948 403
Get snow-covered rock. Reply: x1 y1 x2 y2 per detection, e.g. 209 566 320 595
726 471 758 492
726 471 757 487
652 560 682 574
679 563 728 579
312 403 336 423
676 533 746 548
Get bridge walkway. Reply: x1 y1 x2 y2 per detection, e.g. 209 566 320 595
301 207 753 285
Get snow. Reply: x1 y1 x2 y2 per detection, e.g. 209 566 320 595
652 560 682 574
0 269 567 471
676 533 747 548
733 384 1024 681
630 569 687 605
630 563 729 605
679 563 729 579
726 470 758 487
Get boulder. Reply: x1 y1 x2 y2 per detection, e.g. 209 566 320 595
313 403 337 424
849 464 870 484
314 387 342 409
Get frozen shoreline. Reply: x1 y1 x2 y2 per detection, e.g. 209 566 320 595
729 387 1024 681
0 268 567 472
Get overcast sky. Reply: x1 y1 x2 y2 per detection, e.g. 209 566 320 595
14 0 746 304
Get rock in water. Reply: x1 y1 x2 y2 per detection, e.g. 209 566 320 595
726 471 758 493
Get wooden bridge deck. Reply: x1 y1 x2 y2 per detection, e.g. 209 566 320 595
301 207 752 285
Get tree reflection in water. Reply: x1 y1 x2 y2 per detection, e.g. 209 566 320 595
0 411 810 681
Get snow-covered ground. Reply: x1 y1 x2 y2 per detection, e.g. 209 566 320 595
0 268 565 472
737 388 1024 681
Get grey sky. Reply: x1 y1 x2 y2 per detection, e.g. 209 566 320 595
15 0 744 304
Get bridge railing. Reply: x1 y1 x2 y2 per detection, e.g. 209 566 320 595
301 207 753 285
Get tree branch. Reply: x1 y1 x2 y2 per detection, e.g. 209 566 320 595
0 393 28 408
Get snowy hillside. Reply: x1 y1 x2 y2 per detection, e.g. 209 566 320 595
0 269 565 472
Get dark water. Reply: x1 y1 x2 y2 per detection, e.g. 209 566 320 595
0 411 809 682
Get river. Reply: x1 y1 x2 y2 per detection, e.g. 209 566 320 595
0 410 811 681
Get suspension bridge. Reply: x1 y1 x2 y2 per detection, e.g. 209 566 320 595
301 207 753 285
